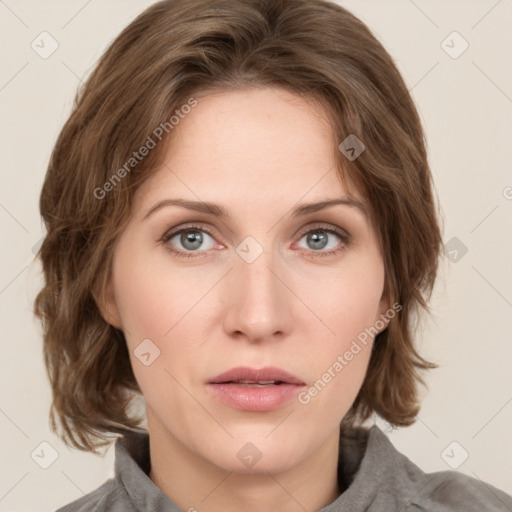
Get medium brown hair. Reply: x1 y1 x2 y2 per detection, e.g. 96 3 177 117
33 0 444 453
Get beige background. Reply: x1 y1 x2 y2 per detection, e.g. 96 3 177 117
1 0 511 510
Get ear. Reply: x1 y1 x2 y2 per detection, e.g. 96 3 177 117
92 276 122 330
375 282 392 333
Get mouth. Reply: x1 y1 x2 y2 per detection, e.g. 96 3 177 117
208 366 305 386
207 366 306 412
223 380 285 387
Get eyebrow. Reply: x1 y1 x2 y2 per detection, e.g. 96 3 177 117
143 197 368 221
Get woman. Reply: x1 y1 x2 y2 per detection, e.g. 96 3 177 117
34 0 512 510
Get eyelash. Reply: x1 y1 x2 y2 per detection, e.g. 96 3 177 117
159 222 351 260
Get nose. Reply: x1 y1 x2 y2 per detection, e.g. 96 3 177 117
222 248 294 344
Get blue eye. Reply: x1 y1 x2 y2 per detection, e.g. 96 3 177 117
160 223 351 259
295 227 350 257
161 225 217 258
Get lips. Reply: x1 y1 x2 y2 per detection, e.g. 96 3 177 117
206 366 306 412
208 366 305 386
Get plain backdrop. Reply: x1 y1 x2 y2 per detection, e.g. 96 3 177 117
1 0 511 510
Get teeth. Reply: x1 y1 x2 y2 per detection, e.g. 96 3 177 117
237 380 277 384
232 380 280 387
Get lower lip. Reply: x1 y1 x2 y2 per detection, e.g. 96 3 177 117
207 383 304 412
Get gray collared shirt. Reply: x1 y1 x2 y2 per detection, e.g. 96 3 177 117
55 425 512 511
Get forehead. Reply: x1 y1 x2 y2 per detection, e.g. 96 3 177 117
134 87 364 213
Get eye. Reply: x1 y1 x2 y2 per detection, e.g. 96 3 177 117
294 225 351 257
160 222 351 259
160 224 220 259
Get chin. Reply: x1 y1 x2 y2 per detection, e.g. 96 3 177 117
200 429 307 475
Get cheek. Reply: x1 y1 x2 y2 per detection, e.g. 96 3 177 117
111 252 194 411
300 252 384 401
111 243 195 343
298 274 379 418
111 245 215 390
314 251 385 345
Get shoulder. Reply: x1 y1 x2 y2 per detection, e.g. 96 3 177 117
409 469 512 512
361 427 512 512
54 478 134 512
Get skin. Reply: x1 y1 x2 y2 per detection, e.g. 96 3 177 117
99 87 390 512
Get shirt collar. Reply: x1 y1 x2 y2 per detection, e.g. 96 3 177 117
115 430 182 511
113 425 410 511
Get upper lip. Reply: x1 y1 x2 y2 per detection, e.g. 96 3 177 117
208 366 305 385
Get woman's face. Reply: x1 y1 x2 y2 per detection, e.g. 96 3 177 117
101 87 389 474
